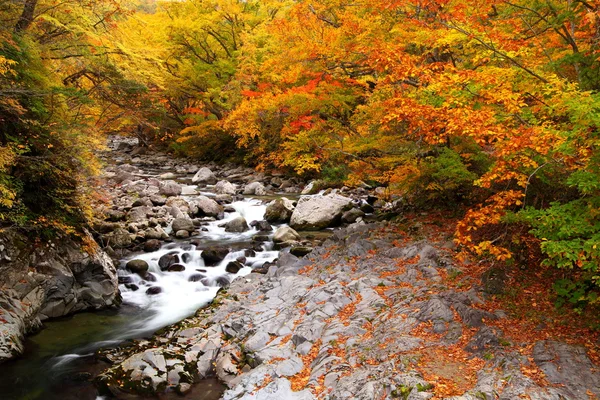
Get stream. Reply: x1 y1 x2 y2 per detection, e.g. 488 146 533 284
0 190 284 400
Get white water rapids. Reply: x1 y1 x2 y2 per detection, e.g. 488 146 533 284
118 196 279 334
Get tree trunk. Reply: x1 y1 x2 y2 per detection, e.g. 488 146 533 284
14 0 38 33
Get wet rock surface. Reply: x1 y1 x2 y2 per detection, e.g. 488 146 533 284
0 230 118 363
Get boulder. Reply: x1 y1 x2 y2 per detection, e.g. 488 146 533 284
159 172 176 179
301 180 326 195
166 198 191 216
128 206 152 223
190 196 224 218
215 180 237 196
159 181 182 197
290 246 313 257
225 261 244 274
149 195 167 206
290 194 353 230
192 167 217 184
250 220 272 232
105 209 126 222
131 198 152 208
225 217 249 233
126 259 149 275
144 227 168 240
243 182 267 196
201 248 229 266
175 230 190 239
342 208 365 224
273 226 300 243
144 239 162 253
158 253 180 271
167 264 186 272
264 198 295 223
172 218 195 232
103 227 133 249
146 286 162 295
114 170 134 184
215 194 234 204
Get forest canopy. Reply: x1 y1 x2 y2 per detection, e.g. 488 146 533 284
1 0 600 307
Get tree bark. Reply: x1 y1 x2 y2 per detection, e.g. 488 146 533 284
14 0 38 33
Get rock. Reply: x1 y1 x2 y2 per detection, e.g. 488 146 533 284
114 170 134 183
0 228 119 363
192 167 217 184
264 198 295 223
158 253 180 271
105 209 126 222
215 194 234 204
128 206 152 223
250 220 272 232
225 217 249 233
202 248 229 265
290 194 353 230
481 267 507 295
301 180 324 195
167 264 186 272
225 261 244 274
150 195 167 206
172 218 195 232
252 262 272 274
215 180 237 195
290 247 313 257
103 227 133 248
146 286 162 295
360 202 375 214
93 221 118 234
342 208 365 224
190 196 224 218
142 272 157 282
166 197 191 215
159 181 182 197
126 259 149 275
159 172 176 179
243 182 267 196
252 234 270 242
117 142 132 151
533 340 600 399
144 239 162 252
188 274 206 282
175 230 190 239
145 227 168 240
213 276 230 287
273 226 300 243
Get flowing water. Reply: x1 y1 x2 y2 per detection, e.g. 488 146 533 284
0 193 281 400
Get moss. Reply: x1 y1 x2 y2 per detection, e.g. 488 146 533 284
391 385 413 399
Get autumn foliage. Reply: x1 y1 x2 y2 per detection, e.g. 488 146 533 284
2 1 600 305
148 0 600 306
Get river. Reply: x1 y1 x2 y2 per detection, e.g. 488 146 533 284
0 192 282 399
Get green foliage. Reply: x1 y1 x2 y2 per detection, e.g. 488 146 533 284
401 147 481 207
518 198 600 307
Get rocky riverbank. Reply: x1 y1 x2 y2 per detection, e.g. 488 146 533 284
95 222 600 399
89 138 600 399
0 228 119 363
